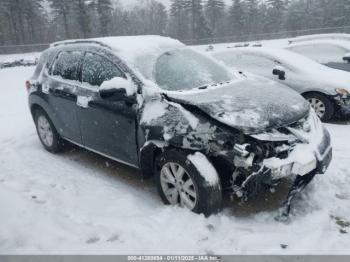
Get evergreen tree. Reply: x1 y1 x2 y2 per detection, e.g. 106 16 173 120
169 0 190 39
228 0 245 37
148 1 168 35
266 0 288 32
183 0 212 40
244 0 260 35
49 0 72 39
72 0 91 38
205 0 226 37
96 0 114 36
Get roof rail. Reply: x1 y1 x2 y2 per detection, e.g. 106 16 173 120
51 40 112 50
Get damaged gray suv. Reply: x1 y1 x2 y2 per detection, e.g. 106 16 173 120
28 36 332 217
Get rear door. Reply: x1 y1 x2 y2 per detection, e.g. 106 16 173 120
76 52 139 167
46 50 84 143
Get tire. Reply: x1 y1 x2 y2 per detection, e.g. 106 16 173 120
303 93 335 122
34 109 65 153
155 149 222 216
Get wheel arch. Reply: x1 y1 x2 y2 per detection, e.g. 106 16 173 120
29 95 63 134
139 141 230 188
301 90 334 98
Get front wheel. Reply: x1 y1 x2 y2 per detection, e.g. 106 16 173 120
304 93 335 122
155 150 222 216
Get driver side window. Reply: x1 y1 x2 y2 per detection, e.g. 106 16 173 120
82 53 125 88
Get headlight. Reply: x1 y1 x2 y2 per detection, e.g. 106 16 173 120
335 88 349 98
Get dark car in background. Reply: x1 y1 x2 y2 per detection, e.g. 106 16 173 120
27 36 332 217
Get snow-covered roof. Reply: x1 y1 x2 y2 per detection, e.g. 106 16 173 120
290 33 350 43
288 39 350 50
52 36 185 80
213 47 325 72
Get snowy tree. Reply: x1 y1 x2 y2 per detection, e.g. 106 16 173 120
49 0 72 39
285 0 306 31
183 0 212 40
96 0 114 36
265 0 289 32
0 0 48 45
205 0 226 37
244 0 260 35
227 0 246 36
169 0 191 39
146 0 168 35
72 0 91 38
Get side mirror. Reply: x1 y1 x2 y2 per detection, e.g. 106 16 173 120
272 67 286 80
99 77 136 103
343 53 350 63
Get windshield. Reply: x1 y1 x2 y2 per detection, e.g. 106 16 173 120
154 49 234 91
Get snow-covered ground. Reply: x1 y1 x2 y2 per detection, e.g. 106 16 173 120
0 52 40 64
1 65 350 254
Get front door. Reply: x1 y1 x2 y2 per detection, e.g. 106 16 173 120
76 52 139 167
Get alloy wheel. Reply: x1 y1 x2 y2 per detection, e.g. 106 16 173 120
308 97 326 119
160 162 198 210
37 115 54 147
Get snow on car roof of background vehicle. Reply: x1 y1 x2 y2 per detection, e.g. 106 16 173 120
212 47 328 72
195 34 350 52
290 33 350 44
287 39 350 50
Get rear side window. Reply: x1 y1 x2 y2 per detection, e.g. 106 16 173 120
288 44 348 63
51 51 84 81
82 53 124 87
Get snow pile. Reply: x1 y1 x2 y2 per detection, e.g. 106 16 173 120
0 52 40 65
187 152 219 186
100 77 137 96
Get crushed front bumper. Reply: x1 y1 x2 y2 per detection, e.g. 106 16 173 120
336 96 350 117
241 128 333 220
277 145 332 220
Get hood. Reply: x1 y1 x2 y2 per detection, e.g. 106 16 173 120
165 77 310 134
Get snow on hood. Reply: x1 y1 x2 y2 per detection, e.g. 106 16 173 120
165 76 310 134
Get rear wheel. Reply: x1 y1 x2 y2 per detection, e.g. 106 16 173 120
155 150 222 216
304 93 335 121
34 109 65 153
